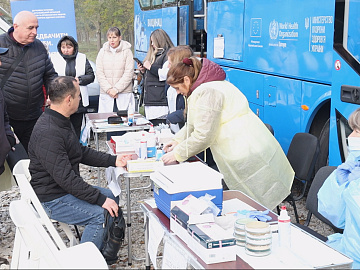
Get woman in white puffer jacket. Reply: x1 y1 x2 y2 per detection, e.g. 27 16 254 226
96 27 135 114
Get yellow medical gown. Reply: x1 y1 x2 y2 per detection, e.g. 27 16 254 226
173 80 294 210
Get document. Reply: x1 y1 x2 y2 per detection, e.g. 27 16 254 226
214 36 224 58
162 238 188 269
148 215 165 269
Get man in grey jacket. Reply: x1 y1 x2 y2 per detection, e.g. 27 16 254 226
0 10 57 152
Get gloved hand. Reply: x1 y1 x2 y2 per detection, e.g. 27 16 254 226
246 210 272 222
348 166 360 183
336 160 360 185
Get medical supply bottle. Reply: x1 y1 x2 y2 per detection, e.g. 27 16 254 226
278 205 291 248
140 133 147 159
147 125 156 157
127 105 134 126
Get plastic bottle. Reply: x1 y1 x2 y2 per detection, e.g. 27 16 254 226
147 125 156 157
140 133 147 159
278 205 291 248
127 105 134 126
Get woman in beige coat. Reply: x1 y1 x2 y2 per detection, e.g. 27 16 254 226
96 27 134 113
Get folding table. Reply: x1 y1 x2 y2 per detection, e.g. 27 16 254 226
140 190 353 269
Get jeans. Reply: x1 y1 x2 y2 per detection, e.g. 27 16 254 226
42 186 118 250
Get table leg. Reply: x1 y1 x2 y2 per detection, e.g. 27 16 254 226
125 176 132 265
144 213 150 269
95 132 100 186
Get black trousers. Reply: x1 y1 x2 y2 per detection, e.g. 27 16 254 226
9 118 38 153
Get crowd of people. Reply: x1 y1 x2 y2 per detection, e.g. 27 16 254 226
0 9 359 268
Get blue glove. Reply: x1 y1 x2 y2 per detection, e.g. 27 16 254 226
236 210 251 216
348 166 360 183
246 210 272 222
336 161 360 185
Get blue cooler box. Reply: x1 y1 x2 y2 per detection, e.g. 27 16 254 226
150 162 223 218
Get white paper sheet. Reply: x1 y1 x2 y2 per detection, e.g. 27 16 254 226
214 36 224 58
222 198 256 214
161 238 188 269
106 166 128 197
144 198 157 208
148 215 165 269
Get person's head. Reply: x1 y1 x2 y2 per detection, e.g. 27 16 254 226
107 27 122 49
167 57 201 97
167 45 194 68
60 38 75 55
145 29 174 64
348 108 360 137
347 108 360 151
13 11 38 45
0 47 8 66
48 76 80 117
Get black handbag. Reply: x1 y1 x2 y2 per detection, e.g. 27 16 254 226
101 207 126 265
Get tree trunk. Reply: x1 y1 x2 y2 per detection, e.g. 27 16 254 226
96 22 102 51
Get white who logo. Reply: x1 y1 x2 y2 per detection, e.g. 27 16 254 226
269 20 279 40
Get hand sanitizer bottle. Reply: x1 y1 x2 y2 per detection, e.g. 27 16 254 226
278 205 291 248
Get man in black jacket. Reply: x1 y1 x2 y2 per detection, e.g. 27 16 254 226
0 10 58 152
28 76 130 251
0 47 15 177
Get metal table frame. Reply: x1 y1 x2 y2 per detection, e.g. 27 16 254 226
122 172 152 266
85 112 151 184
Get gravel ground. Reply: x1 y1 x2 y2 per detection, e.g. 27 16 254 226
0 134 335 269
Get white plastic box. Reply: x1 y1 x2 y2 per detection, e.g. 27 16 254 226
150 162 223 218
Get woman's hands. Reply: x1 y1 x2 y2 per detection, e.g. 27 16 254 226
142 60 151 70
107 88 119 99
161 141 179 165
161 151 178 165
137 62 146 74
163 140 178 153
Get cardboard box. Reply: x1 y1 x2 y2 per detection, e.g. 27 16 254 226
170 195 214 229
110 135 136 153
187 222 236 249
151 162 223 218
170 217 237 264
126 159 163 173
106 141 137 155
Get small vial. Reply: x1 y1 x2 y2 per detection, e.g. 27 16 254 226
127 105 134 126
156 149 164 161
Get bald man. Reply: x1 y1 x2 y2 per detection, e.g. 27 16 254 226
0 10 57 152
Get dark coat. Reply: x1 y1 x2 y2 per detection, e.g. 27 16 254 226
143 49 169 106
28 108 116 206
0 27 58 121
0 90 15 175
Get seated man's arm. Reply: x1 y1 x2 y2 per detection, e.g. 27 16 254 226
80 145 116 168
31 132 109 207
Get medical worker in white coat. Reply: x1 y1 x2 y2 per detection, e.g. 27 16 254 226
162 57 294 210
